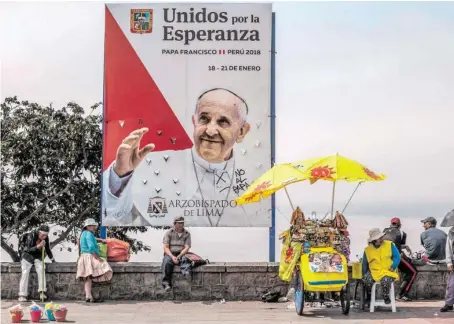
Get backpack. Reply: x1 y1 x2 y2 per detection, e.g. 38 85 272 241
18 232 31 255
383 227 404 251
261 291 282 303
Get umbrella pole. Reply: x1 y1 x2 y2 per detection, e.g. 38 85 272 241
41 246 44 303
284 187 295 211
330 181 336 218
341 182 362 214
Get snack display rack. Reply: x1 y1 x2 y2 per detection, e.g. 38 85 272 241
280 207 352 316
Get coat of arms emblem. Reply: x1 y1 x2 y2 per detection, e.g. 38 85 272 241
130 9 153 34
147 196 168 214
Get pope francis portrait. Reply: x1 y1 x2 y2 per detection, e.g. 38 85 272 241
102 88 271 227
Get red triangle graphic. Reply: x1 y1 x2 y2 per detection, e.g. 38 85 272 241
103 7 193 170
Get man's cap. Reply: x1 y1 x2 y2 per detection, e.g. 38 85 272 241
391 217 401 226
421 217 437 225
174 216 185 224
38 225 49 233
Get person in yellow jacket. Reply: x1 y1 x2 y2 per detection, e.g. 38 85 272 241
362 228 401 305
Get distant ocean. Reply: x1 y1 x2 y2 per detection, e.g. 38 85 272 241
1 214 450 263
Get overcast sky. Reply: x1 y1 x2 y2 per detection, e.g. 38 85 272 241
1 1 453 219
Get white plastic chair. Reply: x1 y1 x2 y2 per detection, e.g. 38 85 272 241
370 281 396 313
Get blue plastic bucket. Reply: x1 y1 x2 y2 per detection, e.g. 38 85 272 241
46 309 56 321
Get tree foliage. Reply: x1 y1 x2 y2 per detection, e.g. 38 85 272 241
1 97 151 261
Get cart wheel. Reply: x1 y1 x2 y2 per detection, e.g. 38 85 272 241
340 283 351 315
294 269 304 316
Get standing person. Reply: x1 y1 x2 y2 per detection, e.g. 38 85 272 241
76 218 113 303
383 217 418 301
362 228 401 305
18 225 56 302
162 216 192 292
420 217 447 261
440 225 454 312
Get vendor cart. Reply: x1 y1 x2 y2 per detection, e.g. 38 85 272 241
293 246 351 316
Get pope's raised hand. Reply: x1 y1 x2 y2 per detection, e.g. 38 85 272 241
113 127 155 177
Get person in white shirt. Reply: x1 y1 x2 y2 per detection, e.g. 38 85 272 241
102 88 269 227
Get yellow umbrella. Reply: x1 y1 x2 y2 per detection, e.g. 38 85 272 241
292 154 386 217
234 163 307 208
235 154 385 215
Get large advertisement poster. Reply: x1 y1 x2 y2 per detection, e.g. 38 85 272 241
101 3 272 227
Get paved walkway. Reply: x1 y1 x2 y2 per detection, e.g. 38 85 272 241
1 300 452 323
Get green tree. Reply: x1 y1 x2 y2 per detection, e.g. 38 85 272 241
1 96 151 261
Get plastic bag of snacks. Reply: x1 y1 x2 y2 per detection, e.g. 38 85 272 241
107 238 130 262
9 304 24 323
54 304 68 322
45 302 56 321
29 302 43 323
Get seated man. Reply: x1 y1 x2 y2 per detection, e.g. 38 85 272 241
162 216 192 292
420 217 447 262
362 228 401 305
18 225 56 302
383 217 417 301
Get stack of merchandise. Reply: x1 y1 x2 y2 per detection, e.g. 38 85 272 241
289 208 351 262
9 304 24 323
53 304 68 322
29 302 43 323
45 302 56 321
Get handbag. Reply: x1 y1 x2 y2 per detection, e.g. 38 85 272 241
183 252 209 267
97 243 108 260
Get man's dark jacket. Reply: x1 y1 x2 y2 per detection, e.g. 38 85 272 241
383 226 407 252
21 230 54 264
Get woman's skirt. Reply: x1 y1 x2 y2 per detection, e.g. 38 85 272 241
76 254 113 283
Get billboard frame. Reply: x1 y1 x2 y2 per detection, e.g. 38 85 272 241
100 8 277 262
268 12 276 262
100 5 108 240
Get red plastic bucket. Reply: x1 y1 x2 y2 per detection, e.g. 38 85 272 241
54 309 67 322
10 311 23 323
30 309 42 323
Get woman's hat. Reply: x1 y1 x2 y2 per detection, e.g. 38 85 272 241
83 218 98 228
368 228 385 243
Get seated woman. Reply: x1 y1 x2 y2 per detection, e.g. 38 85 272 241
362 228 401 305
76 218 113 302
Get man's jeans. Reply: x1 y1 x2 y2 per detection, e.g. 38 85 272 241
19 259 46 297
162 253 192 286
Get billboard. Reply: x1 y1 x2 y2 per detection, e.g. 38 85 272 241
102 3 272 227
